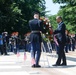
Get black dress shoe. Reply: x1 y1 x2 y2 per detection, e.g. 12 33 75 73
60 63 67 66
35 65 41 68
52 64 60 66
31 64 35 68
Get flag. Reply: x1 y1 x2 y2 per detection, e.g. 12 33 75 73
24 52 27 61
31 58 36 65
17 51 20 57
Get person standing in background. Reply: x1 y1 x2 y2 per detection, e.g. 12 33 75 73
71 34 75 51
0 34 4 55
65 30 70 53
2 32 8 55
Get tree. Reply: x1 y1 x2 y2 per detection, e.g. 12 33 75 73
52 0 76 33
49 15 57 30
0 0 11 33
57 6 76 33
0 0 46 35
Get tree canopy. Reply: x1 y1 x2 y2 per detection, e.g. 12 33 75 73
49 0 76 34
1 0 75 35
0 0 46 35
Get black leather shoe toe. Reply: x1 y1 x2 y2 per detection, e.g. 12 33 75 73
52 64 60 66
31 64 35 68
35 65 41 68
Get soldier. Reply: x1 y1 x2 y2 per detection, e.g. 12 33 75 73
29 12 44 68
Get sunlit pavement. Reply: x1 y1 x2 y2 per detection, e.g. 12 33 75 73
0 50 76 75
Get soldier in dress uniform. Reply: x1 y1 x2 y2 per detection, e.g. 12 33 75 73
29 12 44 68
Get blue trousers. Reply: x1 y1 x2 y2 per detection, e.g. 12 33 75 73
30 42 41 65
65 44 69 53
71 43 75 51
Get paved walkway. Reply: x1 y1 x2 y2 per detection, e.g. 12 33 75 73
0 50 76 75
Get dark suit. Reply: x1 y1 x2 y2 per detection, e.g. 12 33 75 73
54 21 67 65
29 19 43 66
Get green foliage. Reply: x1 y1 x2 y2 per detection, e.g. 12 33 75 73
49 15 57 30
0 0 46 35
53 0 76 5
51 0 76 33
0 0 13 33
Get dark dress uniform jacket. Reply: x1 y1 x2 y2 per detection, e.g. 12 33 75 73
54 22 66 45
29 19 43 43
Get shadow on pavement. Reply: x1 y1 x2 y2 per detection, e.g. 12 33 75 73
41 65 76 68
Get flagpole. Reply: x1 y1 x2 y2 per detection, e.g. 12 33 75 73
23 51 27 63
16 50 20 63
